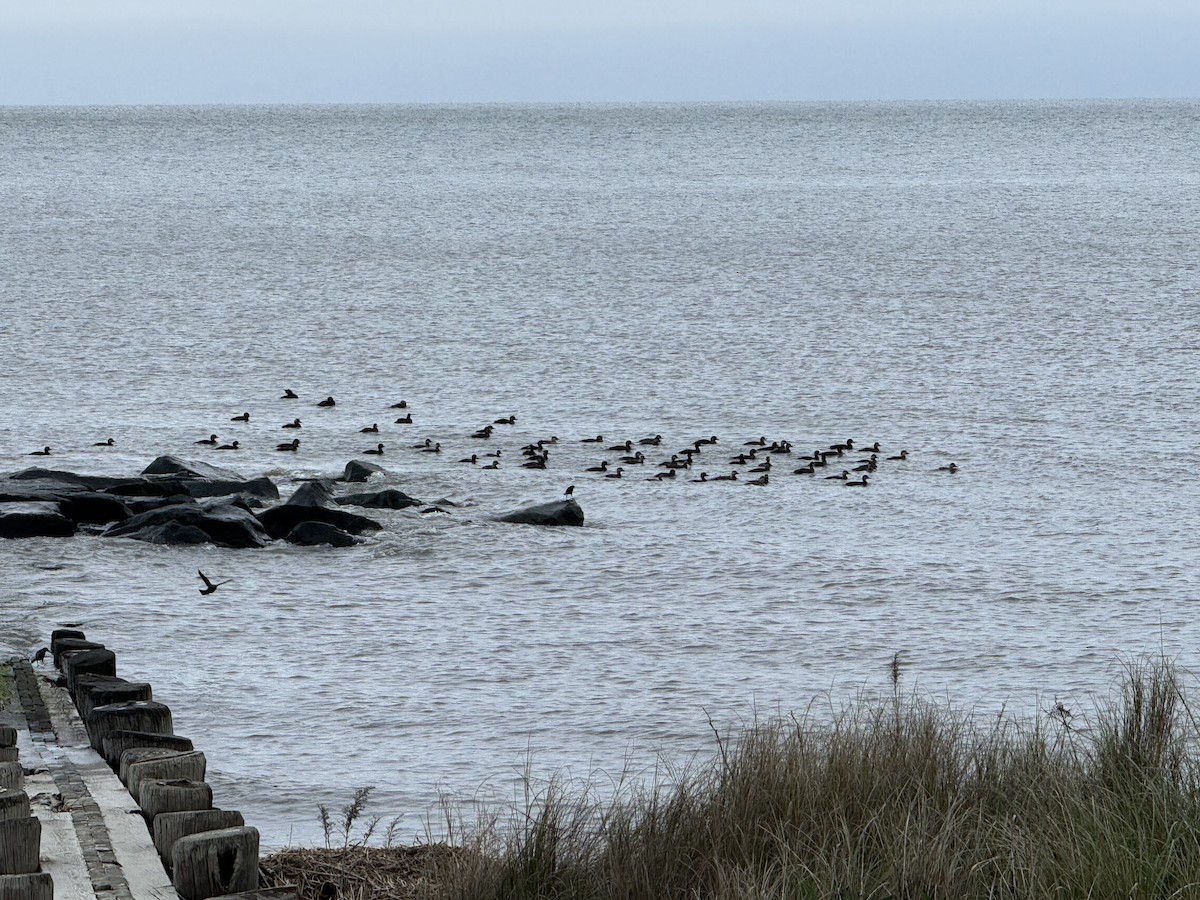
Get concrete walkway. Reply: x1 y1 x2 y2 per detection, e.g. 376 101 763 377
2 658 180 900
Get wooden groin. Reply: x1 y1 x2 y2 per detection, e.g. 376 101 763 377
1 631 298 900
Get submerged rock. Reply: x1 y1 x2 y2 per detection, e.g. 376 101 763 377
335 488 422 510
285 521 359 547
494 498 584 527
340 460 386 483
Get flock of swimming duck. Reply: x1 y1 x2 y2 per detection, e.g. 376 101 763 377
25 388 960 487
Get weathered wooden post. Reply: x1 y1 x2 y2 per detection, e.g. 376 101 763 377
0 872 54 900
86 700 172 752
153 809 245 871
103 730 194 770
119 748 183 787
73 675 153 722
49 628 85 656
0 765 22 793
0 790 31 822
63 648 118 698
171 826 260 900
0 817 41 874
125 751 207 804
139 779 213 824
51 638 105 669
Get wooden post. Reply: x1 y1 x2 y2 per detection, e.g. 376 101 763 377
74 678 153 723
126 752 207 805
0 727 15 747
0 764 22 793
119 748 183 787
153 809 245 871
0 791 30 823
86 701 173 753
171 826 259 900
0 750 16 765
0 818 40 874
0 872 54 900
139 779 213 824
49 628 86 655
51 638 105 669
103 731 193 770
63 648 117 696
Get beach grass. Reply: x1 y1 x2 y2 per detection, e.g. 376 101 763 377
262 656 1200 899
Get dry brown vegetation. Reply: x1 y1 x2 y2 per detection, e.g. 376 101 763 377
262 657 1200 899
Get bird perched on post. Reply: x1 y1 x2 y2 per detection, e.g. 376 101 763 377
198 570 230 595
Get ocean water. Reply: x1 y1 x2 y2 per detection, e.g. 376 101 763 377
1 101 1199 849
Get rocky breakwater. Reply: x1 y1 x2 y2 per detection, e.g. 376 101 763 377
1 455 585 548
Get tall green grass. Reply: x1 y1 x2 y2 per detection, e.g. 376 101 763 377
427 657 1200 899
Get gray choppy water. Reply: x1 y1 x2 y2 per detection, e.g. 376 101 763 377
2 101 1199 848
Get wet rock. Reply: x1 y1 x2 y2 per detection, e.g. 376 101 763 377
57 492 131 525
123 496 196 515
0 501 77 539
103 478 189 498
181 477 279 502
495 498 584 527
4 468 127 491
335 488 422 510
285 480 335 507
103 501 269 549
256 504 382 540
285 521 358 547
141 456 242 481
340 460 385 483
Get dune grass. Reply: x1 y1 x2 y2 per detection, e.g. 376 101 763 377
263 657 1200 899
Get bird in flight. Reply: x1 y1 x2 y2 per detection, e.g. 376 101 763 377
198 570 231 595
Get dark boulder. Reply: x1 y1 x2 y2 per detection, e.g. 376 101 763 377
335 489 422 510
339 460 386 483
57 493 131 526
495 498 584 527
141 456 242 481
103 478 189 498
285 480 335 507
4 468 127 492
103 501 269 549
285 521 359 547
0 480 130 526
256 504 382 540
132 522 216 545
123 496 196 515
0 501 77 539
181 477 279 502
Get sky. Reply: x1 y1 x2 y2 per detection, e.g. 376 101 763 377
0 0 1197 104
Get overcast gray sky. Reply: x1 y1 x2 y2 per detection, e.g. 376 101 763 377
1 0 1196 104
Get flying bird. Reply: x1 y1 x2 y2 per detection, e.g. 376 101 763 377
198 570 231 595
